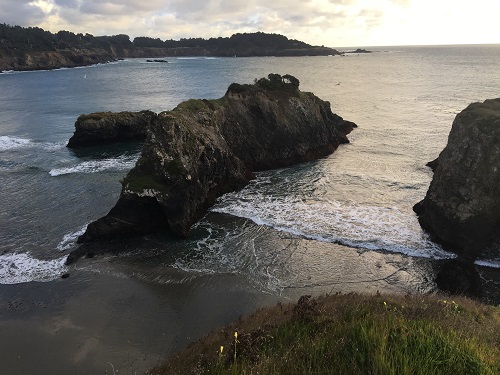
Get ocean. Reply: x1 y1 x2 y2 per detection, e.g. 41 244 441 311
1 45 499 373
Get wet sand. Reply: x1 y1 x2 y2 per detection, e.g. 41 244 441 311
0 240 440 374
0 268 280 374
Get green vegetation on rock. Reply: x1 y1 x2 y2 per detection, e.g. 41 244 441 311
227 73 301 97
121 173 165 193
175 99 211 112
166 155 185 176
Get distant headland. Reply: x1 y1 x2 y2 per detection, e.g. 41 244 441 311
0 24 342 72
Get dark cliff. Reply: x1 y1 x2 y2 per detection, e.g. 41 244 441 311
0 25 340 72
67 74 356 263
414 98 500 260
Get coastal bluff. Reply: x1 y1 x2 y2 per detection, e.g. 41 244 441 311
0 25 341 72
414 98 500 260
66 74 356 263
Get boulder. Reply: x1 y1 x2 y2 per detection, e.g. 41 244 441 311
414 98 500 260
69 74 356 262
67 110 156 147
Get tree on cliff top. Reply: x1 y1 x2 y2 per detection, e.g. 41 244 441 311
256 73 300 91
227 74 300 95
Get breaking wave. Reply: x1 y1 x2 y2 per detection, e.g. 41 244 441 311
0 136 65 151
0 252 68 285
57 225 88 251
49 154 138 176
212 178 455 260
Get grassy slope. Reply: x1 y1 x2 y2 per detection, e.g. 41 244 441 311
148 293 500 375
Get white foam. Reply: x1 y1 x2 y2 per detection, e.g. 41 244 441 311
0 136 32 151
212 190 455 259
0 252 68 284
40 141 67 151
49 154 138 176
57 225 88 251
0 136 65 151
475 259 500 269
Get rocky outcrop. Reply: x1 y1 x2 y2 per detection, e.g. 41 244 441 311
414 98 500 260
67 75 356 262
67 110 156 147
0 49 119 72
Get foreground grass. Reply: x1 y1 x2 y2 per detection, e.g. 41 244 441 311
148 294 500 375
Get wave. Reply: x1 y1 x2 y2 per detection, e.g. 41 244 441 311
57 225 88 251
171 220 288 293
0 60 126 75
0 252 68 285
475 259 500 269
49 154 138 176
0 136 66 151
0 136 32 151
212 190 455 260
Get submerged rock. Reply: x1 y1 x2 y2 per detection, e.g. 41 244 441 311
67 110 156 147
67 74 356 262
414 98 500 260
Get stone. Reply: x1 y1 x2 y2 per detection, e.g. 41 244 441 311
414 98 500 260
68 74 356 262
67 110 156 147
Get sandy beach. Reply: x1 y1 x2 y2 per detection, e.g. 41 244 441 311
0 239 440 374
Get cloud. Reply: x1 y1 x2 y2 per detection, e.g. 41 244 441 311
1 0 497 47
0 1 48 26
0 0 389 45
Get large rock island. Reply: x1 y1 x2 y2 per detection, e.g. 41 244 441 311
66 74 356 263
414 98 500 261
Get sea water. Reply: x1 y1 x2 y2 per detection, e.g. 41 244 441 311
1 46 500 290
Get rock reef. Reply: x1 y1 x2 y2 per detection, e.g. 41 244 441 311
414 98 500 260
67 74 356 263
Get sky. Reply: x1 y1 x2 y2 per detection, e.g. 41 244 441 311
1 0 499 47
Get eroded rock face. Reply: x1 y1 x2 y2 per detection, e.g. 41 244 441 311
414 98 500 260
69 75 356 262
67 110 156 147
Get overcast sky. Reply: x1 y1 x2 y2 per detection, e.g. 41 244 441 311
1 0 499 47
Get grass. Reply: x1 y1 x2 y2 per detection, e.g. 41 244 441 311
121 173 166 193
147 293 500 375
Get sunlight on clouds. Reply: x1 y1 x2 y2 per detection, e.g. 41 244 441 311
374 0 500 46
29 0 54 14
14 0 500 46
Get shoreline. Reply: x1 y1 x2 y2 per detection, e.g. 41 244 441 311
0 239 453 374
1 237 498 373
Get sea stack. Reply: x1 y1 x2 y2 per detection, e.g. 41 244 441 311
66 74 356 263
414 98 500 260
67 110 156 147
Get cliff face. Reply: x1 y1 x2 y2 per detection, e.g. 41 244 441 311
0 49 117 72
0 25 341 72
68 75 356 262
414 98 500 260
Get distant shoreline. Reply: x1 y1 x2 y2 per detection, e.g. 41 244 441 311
0 24 342 73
